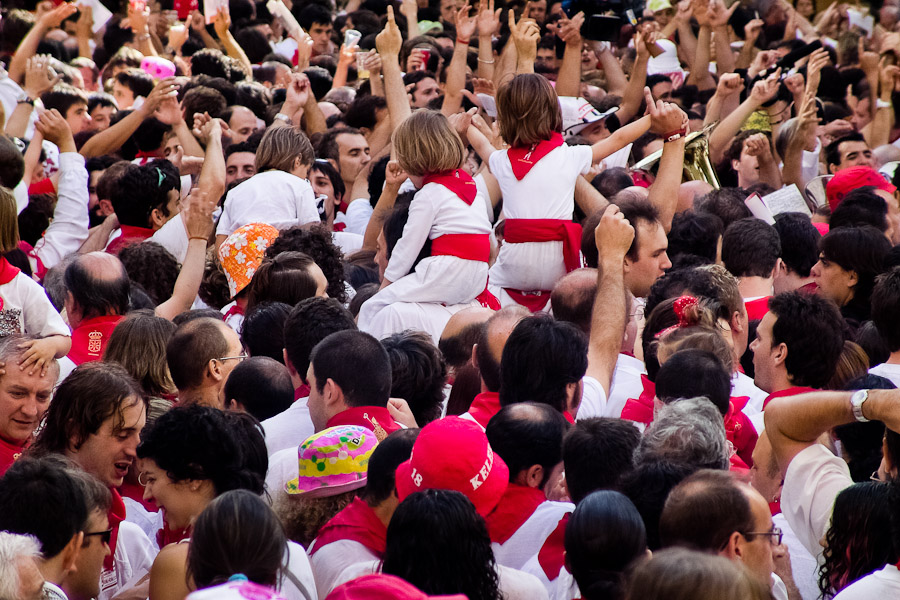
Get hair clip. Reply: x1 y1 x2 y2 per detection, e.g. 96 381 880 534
656 295 699 339
155 167 165 187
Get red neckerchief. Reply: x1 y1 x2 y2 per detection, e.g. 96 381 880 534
134 150 161 165
0 257 21 311
333 222 347 232
118 479 157 512
106 225 155 255
423 169 477 205
485 484 547 544
326 406 401 442
223 303 244 321
0 435 27 477
798 281 818 295
28 178 55 196
68 315 124 365
477 287 501 310
763 386 817 410
724 396 758 468
17 242 47 281
744 296 771 321
310 497 387 557
507 132 564 180
105 490 126 570
504 289 552 312
538 513 569 580
621 375 656 424
294 384 310 401
156 512 191 548
466 392 501 428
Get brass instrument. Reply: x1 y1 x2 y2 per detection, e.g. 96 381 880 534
632 125 721 190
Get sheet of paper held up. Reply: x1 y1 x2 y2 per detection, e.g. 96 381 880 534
204 0 229 25
77 0 113 33
762 184 811 217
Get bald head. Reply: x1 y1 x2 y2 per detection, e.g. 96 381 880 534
678 180 714 213
439 307 494 371
64 251 130 328
551 268 598 334
474 306 529 392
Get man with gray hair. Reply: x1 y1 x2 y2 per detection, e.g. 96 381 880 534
637 397 730 471
0 532 44 600
0 335 59 476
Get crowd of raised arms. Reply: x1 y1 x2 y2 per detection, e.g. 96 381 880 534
4 0 900 598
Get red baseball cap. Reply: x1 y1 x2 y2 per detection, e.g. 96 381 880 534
826 166 897 211
395 417 509 517
325 574 468 600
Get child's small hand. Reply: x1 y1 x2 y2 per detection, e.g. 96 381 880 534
385 160 409 187
18 338 57 377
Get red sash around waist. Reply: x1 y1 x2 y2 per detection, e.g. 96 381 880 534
431 233 491 263
503 219 582 273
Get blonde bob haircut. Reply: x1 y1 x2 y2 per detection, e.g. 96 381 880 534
496 73 563 148
392 110 466 177
256 126 315 173
0 187 20 253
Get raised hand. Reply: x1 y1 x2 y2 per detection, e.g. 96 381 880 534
23 55 60 99
455 4 477 42
38 2 78 30
76 5 93 39
182 188 215 240
213 6 231 38
385 160 409 187
35 109 75 152
716 72 744 97
509 10 540 62
743 132 773 161
558 11 584 46
645 87 688 133
168 22 190 51
744 18 764 41
475 0 501 37
140 77 179 115
376 5 403 57
749 68 781 105
707 0 738 29
154 95 184 125
595 204 635 263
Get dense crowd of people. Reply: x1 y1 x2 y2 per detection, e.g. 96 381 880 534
2 0 900 597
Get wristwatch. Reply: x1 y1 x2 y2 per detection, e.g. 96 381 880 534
273 113 292 124
850 389 870 422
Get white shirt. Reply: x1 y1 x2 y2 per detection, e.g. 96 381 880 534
98 521 157 600
576 375 610 420
332 231 363 256
781 444 852 559
607 354 646 419
733 372 767 416
383 182 491 284
488 144 592 292
309 539 380 600
262 397 315 457
773 513 821 600
834 565 900 599
283 541 318 600
28 152 90 274
869 362 900 388
150 212 189 263
360 299 481 346
266 446 300 500
216 171 319 236
342 199 374 236
0 270 69 338
492 501 574 571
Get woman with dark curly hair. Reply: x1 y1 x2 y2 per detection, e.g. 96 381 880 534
818 482 896 599
265 223 348 302
140 406 317 600
564 490 648 600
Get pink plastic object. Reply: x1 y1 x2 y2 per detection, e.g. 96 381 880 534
141 56 176 80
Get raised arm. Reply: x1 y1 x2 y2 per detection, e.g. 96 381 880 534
709 69 780 164
75 6 94 59
8 3 77 85
475 0 501 81
376 7 412 128
155 188 215 321
32 109 90 269
586 204 634 397
363 160 406 251
193 118 227 202
736 19 764 70
213 8 252 74
703 72 744 128
709 0 738 82
442 4 478 116
5 55 59 139
509 10 539 74
617 31 651 125
647 100 689 233
80 78 178 157
154 95 204 157
554 12 585 98
399 0 422 39
128 1 159 57
781 93 817 188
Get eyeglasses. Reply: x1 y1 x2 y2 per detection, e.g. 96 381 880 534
216 353 249 363
84 529 112 545
742 527 783 545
